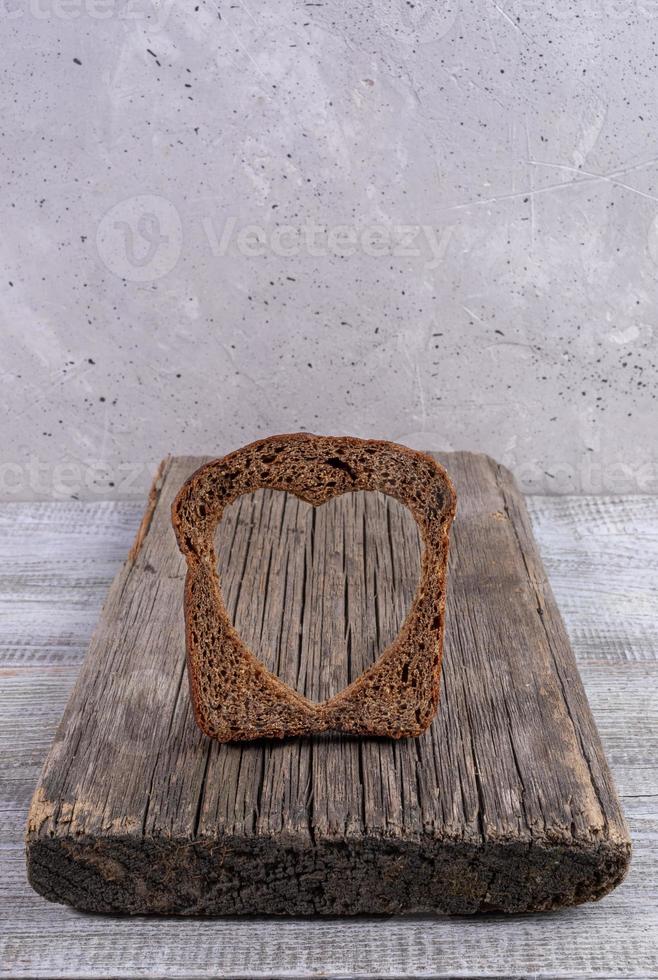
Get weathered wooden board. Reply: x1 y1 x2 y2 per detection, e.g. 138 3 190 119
4 493 656 979
25 453 631 916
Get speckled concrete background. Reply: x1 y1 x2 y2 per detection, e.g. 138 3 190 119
1 0 656 499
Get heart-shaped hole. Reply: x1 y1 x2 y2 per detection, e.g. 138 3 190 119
215 488 422 704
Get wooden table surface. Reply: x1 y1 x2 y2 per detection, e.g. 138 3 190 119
1 495 656 979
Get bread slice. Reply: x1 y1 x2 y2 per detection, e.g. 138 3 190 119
171 433 456 741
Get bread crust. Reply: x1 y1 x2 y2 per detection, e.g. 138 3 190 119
172 433 456 742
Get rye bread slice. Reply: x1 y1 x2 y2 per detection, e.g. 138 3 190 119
171 433 456 742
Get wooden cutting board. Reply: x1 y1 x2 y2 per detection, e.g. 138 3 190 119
26 452 630 915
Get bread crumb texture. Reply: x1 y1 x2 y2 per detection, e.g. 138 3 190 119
172 433 456 742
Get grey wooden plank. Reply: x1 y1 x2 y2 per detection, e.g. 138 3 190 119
527 496 658 665
0 501 142 667
0 491 657 977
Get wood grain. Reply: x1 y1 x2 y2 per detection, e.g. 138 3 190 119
1 492 656 978
22 453 631 917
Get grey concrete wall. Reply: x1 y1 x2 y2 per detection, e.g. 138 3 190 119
1 0 656 499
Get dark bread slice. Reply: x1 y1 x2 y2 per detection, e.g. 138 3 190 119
171 433 456 742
